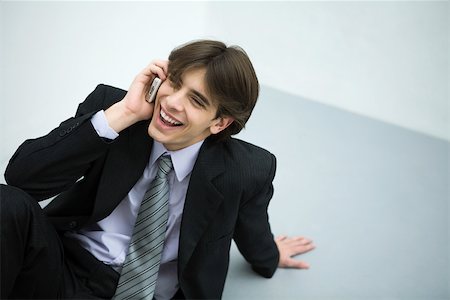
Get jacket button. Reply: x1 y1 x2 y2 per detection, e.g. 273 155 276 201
68 221 77 229
59 130 66 137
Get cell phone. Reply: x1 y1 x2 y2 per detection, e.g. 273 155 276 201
147 77 162 103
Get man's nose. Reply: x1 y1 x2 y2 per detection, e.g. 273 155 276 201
165 90 185 111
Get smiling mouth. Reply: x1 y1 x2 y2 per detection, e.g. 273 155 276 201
160 109 183 127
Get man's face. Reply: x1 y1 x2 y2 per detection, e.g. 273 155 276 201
148 68 232 151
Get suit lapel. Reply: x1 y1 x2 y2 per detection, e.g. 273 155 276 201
90 121 153 222
178 139 226 274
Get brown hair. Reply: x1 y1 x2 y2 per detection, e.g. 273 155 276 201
168 40 259 141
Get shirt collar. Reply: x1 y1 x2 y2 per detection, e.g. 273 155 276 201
150 140 204 182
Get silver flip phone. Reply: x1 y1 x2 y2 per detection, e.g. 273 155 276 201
147 77 162 103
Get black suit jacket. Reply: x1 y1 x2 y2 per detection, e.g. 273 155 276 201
5 84 279 299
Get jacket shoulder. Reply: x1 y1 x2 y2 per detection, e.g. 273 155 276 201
220 138 277 190
225 138 275 162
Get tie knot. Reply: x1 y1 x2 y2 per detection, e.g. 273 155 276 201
157 155 172 177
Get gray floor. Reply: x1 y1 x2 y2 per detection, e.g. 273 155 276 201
224 86 449 299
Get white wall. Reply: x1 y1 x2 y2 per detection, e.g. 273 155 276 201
0 1 210 179
204 1 449 141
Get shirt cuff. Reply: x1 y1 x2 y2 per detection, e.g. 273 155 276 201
90 110 119 140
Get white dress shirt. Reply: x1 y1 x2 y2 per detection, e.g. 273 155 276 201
66 110 203 299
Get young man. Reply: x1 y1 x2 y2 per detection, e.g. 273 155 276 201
1 40 315 299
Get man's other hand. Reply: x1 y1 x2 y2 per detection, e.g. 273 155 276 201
275 235 315 269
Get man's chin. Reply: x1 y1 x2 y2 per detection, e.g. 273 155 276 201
147 123 159 140
148 124 171 145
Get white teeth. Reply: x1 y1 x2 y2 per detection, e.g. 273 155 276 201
160 110 182 126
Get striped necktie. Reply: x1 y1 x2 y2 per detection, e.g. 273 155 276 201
114 155 173 299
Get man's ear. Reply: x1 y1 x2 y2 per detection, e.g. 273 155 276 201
210 116 234 135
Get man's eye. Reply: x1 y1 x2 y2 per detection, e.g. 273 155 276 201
190 97 204 108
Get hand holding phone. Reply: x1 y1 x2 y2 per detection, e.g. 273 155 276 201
147 77 162 103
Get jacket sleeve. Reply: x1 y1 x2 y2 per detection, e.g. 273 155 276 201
5 84 120 200
233 153 280 278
